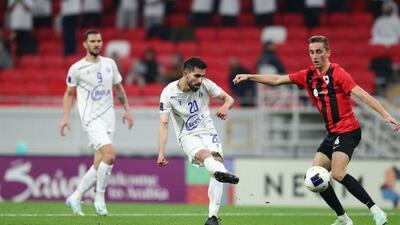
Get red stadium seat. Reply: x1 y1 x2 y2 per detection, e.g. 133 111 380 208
281 13 304 27
65 54 82 68
328 13 351 27
352 13 373 27
0 82 24 96
348 69 375 94
238 27 261 41
365 45 389 58
238 13 254 26
195 28 217 41
24 83 49 96
388 44 400 59
141 83 165 96
41 55 65 69
39 41 63 55
0 69 26 83
18 55 41 68
217 28 240 41
123 85 141 96
176 42 199 57
286 27 308 41
165 13 188 27
309 27 332 38
118 57 134 76
148 41 175 54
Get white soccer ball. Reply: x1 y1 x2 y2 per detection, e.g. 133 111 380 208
304 166 331 193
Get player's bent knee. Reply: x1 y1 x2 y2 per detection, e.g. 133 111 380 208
331 170 345 182
211 152 223 163
195 149 211 162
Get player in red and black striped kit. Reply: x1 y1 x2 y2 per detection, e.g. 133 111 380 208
233 35 400 225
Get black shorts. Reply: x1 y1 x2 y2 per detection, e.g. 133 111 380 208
317 128 361 160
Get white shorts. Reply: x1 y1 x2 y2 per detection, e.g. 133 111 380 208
84 121 114 151
180 132 223 167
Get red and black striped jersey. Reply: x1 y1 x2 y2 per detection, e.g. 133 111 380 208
289 63 360 133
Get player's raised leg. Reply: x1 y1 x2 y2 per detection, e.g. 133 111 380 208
94 144 115 216
331 152 387 225
313 152 353 225
196 150 239 184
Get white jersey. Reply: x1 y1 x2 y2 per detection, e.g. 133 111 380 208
159 78 222 142
66 56 122 132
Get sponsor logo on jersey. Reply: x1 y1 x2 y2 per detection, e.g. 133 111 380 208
91 84 111 100
185 114 205 131
323 75 330 84
160 102 164 111
313 89 328 97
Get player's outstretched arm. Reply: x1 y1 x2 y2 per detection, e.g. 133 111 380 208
60 86 75 136
215 90 234 120
157 113 170 166
114 83 134 129
352 85 400 132
233 74 291 86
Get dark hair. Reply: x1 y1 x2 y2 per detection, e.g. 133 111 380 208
183 57 207 72
84 29 101 41
309 35 330 50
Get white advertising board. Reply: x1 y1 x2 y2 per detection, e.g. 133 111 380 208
234 158 400 208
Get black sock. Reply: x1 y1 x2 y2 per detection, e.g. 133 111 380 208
320 185 345 216
340 174 375 208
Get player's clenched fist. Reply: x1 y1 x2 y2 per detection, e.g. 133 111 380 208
232 74 250 84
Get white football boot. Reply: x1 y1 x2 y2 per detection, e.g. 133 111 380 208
65 195 84 216
94 200 108 216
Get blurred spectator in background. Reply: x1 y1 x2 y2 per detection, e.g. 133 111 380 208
144 0 168 40
253 0 277 26
370 1 400 47
7 0 37 56
0 31 13 70
32 0 52 29
61 0 81 55
257 41 286 74
159 52 184 85
219 0 240 26
381 166 400 209
326 0 347 13
143 0 165 29
190 0 214 27
228 57 255 107
81 0 102 28
116 0 139 30
369 56 395 95
304 0 325 29
125 47 160 85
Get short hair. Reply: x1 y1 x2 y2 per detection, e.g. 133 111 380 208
183 57 207 72
84 29 101 41
309 35 330 50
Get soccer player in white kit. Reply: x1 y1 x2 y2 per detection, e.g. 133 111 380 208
158 57 239 225
60 29 134 216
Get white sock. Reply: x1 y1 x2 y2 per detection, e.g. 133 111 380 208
370 205 381 215
95 161 113 202
208 176 223 218
204 157 227 174
72 165 97 201
338 213 352 221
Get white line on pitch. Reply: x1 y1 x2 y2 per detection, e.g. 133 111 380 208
0 212 397 217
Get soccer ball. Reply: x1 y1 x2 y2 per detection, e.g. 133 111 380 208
304 166 331 193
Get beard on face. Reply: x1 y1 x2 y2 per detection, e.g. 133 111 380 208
188 82 200 92
89 48 100 57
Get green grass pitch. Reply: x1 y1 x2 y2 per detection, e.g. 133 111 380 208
0 201 398 225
